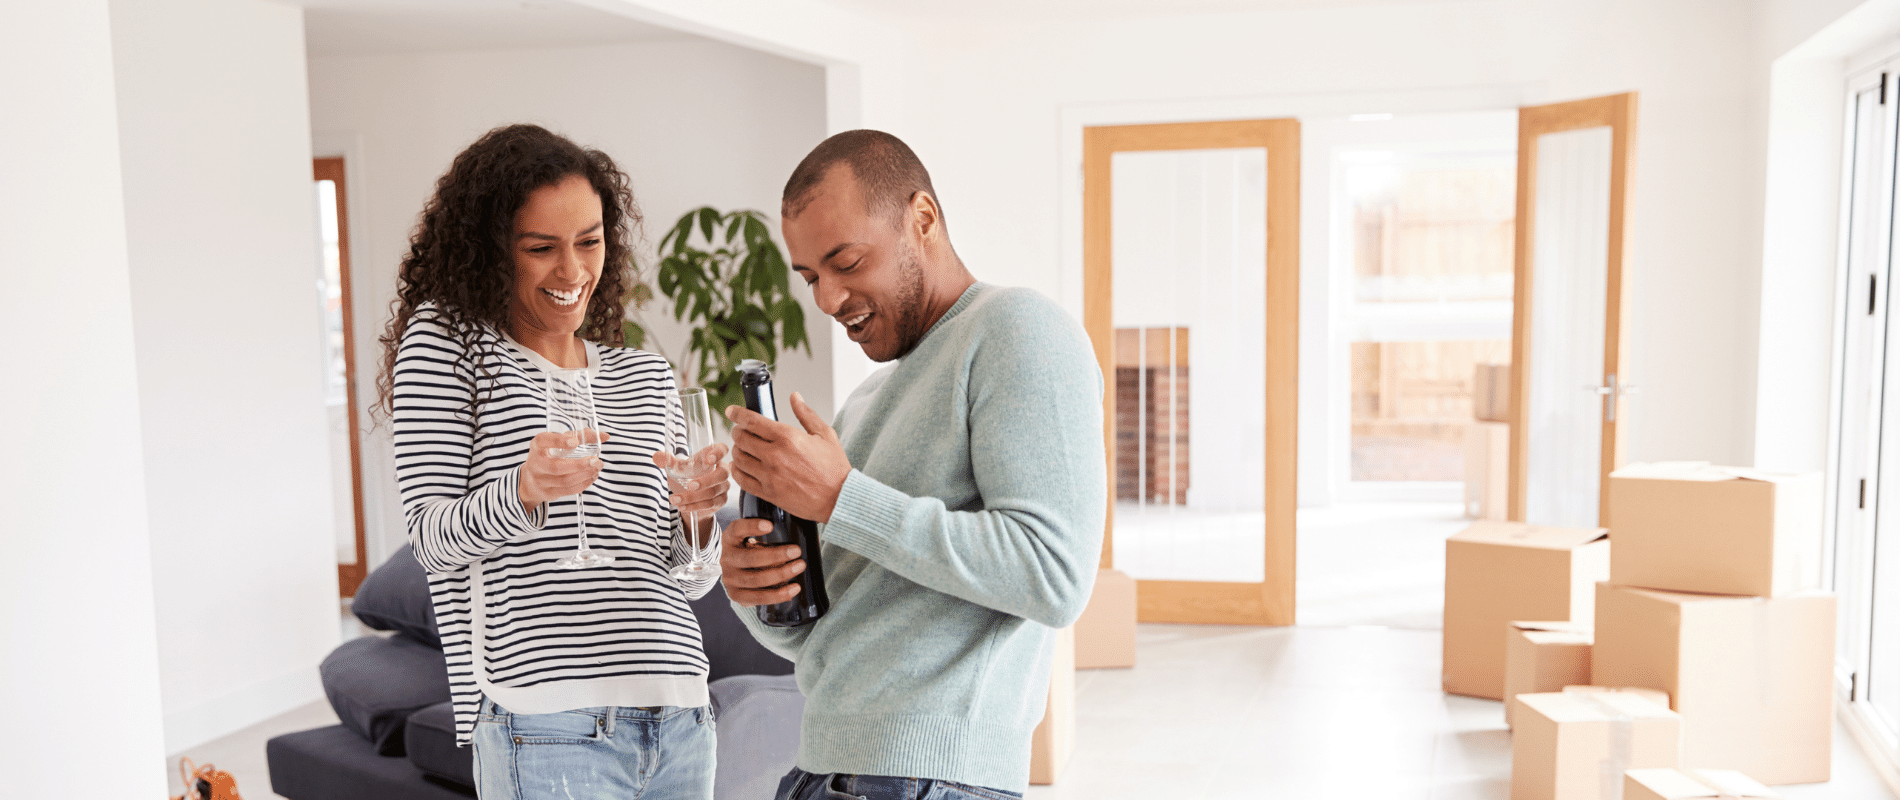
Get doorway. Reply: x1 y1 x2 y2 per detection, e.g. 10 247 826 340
314 157 368 597
1082 118 1300 626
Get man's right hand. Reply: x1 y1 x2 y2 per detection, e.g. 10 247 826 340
721 518 806 607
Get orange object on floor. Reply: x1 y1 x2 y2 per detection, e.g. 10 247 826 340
171 758 242 800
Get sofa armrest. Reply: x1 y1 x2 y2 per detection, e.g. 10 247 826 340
709 674 804 800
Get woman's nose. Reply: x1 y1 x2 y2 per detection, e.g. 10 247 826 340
554 246 583 279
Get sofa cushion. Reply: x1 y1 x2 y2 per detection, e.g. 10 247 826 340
267 724 474 800
709 674 805 800
351 544 440 648
404 701 473 790
691 582 795 682
320 633 450 756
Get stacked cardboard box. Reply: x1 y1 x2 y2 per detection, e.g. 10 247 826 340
1590 462 1833 786
1074 568 1136 669
1510 686 1680 800
1502 621 1593 727
1472 363 1511 423
1444 522 1608 699
1028 625 1075 784
1623 768 1779 800
1465 421 1510 520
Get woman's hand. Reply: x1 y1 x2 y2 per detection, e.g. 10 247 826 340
652 444 731 517
518 429 612 512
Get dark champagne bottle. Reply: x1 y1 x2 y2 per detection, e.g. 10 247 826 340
737 359 830 627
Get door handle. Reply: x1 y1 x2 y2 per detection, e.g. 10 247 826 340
1584 374 1635 422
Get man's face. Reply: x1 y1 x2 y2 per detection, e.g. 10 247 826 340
783 167 931 363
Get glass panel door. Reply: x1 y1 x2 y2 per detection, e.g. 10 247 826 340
1109 147 1267 583
1523 126 1613 528
1083 118 1300 625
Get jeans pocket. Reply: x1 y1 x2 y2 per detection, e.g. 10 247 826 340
508 709 603 744
923 781 1021 800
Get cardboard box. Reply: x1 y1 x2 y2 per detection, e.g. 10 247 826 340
1591 583 1835 785
1504 621 1592 727
1510 687 1681 800
1444 521 1609 699
1561 684 1670 708
1623 769 1779 800
1474 363 1512 423
1607 462 1823 597
1029 625 1075 784
1074 568 1135 669
1465 421 1510 520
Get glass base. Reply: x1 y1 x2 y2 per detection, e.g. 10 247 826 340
669 561 721 583
556 549 615 570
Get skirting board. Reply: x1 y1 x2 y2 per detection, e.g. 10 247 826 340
163 663 326 754
1841 689 1900 798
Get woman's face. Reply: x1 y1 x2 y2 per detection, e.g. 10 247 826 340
509 173 606 340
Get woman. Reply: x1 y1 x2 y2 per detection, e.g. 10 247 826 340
378 123 727 799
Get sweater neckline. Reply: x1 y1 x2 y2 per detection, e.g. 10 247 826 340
915 282 988 347
501 330 601 376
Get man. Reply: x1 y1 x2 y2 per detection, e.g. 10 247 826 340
720 129 1107 800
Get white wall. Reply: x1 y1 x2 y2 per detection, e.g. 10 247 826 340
0 0 169 794
307 37 829 566
110 0 342 752
1753 0 1900 474
884 0 1764 489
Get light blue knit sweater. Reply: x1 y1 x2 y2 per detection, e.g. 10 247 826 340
735 282 1107 791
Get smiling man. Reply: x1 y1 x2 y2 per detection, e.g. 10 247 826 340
719 129 1107 800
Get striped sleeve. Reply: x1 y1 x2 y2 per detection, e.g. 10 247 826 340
393 311 544 574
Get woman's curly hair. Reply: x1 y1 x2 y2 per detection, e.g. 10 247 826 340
375 124 640 424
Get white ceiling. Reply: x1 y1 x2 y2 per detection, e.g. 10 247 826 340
815 0 1447 24
298 0 691 58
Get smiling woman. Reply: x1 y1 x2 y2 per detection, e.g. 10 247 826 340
372 124 731 800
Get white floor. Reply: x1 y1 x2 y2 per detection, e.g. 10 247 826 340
165 503 1900 800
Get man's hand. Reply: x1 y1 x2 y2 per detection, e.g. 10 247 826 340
725 391 850 522
720 517 805 607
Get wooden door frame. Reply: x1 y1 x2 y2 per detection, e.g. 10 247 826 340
315 156 369 597
1082 119 1299 626
1506 92 1638 525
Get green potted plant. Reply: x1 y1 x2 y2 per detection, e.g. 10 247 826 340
623 207 812 417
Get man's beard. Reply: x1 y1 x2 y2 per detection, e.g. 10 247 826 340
877 247 931 362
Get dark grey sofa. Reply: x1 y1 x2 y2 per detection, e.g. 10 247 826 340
267 535 802 800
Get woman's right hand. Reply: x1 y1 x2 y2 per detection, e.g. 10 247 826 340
518 429 611 512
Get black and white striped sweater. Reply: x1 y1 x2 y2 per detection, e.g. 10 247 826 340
392 306 711 746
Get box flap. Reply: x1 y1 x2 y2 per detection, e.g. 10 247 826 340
1626 769 1725 799
1512 620 1590 634
1523 629 1593 646
1450 520 1608 549
1689 770 1778 799
1563 684 1671 709
1610 461 1814 484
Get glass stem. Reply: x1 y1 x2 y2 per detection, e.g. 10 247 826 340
575 493 588 552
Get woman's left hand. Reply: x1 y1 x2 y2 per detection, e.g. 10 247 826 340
651 444 731 517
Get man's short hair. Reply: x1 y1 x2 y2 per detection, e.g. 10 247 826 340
783 129 940 226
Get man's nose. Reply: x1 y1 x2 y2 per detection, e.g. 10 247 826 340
812 278 846 316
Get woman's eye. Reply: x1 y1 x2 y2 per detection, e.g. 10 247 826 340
528 245 552 255
581 237 602 248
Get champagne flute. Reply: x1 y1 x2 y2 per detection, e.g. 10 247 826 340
665 387 723 583
547 368 613 569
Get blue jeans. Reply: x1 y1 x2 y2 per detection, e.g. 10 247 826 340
774 767 1022 800
472 698 715 800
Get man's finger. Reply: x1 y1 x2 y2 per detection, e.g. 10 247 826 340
788 391 833 438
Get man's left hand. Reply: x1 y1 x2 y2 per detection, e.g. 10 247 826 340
725 391 849 523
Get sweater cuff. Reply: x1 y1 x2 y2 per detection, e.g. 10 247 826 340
822 469 909 566
497 467 547 534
